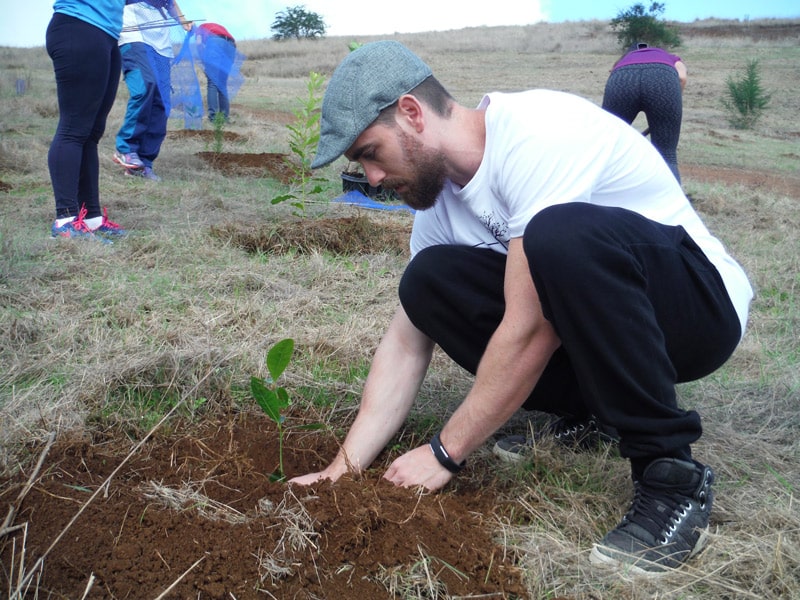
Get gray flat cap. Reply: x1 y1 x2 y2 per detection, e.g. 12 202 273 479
311 40 432 169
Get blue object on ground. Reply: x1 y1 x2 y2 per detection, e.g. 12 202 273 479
332 190 415 213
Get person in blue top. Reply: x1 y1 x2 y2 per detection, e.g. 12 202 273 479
47 0 128 240
602 43 687 183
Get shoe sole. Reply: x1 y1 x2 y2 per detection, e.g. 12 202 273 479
589 527 710 575
491 438 531 463
124 170 159 181
113 153 144 170
50 233 113 244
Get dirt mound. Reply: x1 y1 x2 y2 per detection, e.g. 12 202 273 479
1 414 527 599
196 151 297 184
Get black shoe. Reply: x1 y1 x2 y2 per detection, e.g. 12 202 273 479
551 415 619 449
492 415 619 462
590 458 714 574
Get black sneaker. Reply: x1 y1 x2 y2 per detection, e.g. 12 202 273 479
590 458 714 574
551 415 619 449
492 415 619 462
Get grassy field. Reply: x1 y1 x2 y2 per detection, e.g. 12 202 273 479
1 18 799 599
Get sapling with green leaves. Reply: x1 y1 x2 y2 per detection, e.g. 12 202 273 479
211 111 226 153
250 338 323 482
722 59 771 129
272 71 326 216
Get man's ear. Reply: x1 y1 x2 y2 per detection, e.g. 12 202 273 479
396 94 425 132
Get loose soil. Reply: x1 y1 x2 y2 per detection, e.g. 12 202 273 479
682 164 800 200
196 151 297 184
1 413 528 599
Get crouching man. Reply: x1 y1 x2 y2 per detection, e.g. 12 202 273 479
290 41 752 574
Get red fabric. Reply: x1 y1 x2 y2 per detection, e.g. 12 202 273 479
198 22 234 42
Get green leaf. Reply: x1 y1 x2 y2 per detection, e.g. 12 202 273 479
276 386 290 405
267 339 294 381
250 376 281 422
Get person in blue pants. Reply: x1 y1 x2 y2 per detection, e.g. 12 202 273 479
47 0 128 240
113 0 191 181
195 22 237 123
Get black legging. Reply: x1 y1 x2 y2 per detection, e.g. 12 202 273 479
398 204 741 474
602 63 683 183
46 13 121 220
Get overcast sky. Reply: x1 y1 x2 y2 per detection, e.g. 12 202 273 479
2 0 798 47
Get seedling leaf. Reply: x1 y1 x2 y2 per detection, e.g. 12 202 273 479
267 338 295 381
250 376 283 423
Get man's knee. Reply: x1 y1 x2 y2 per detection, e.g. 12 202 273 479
398 246 446 317
523 203 600 264
399 245 505 322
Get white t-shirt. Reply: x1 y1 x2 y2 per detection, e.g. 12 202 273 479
410 90 752 334
118 2 175 58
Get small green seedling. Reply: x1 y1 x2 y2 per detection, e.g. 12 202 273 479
250 338 323 482
271 71 326 216
211 112 226 153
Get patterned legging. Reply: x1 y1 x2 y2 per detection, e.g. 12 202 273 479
602 63 683 183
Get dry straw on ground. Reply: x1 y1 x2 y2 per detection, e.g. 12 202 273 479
1 18 799 600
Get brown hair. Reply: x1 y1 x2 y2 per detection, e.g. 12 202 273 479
375 75 455 125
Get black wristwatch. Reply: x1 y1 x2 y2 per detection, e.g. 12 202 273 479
429 432 466 473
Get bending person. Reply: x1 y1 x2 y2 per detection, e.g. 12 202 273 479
602 43 686 183
195 22 237 123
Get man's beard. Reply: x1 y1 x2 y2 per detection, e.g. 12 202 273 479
383 129 447 211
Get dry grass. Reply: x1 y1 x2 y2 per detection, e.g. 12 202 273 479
1 17 799 599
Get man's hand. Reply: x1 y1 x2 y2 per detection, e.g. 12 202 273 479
383 444 453 491
289 461 348 486
288 471 333 486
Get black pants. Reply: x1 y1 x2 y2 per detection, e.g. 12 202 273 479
46 13 121 220
399 204 741 469
602 63 683 183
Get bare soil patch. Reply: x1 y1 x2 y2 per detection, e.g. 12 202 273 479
683 164 800 199
196 151 297 184
1 414 527 599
